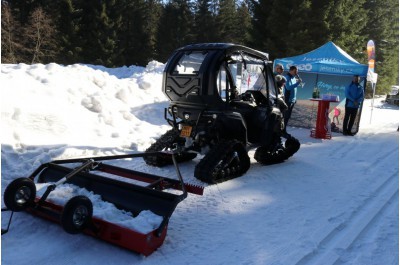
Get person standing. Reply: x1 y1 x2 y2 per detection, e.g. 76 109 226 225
283 66 302 132
343 75 364 136
275 75 288 112
275 75 286 97
274 63 284 76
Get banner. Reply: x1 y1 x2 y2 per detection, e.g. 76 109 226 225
367 40 375 72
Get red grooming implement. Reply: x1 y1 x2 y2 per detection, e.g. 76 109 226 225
2 152 203 256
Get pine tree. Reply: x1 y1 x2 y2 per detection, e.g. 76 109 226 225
284 0 314 55
157 2 178 61
3 0 397 76
216 0 238 43
114 0 142 65
250 0 284 57
57 0 81 64
193 0 218 42
236 1 252 45
253 0 324 58
325 0 367 62
157 2 173 61
307 0 332 47
363 0 399 94
98 0 120 66
115 0 161 66
141 0 162 63
156 0 195 62
75 0 119 66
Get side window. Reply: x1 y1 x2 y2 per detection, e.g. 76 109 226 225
217 66 229 101
266 66 277 99
174 51 207 75
238 64 267 95
229 63 241 88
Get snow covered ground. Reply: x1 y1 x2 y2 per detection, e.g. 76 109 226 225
1 63 398 265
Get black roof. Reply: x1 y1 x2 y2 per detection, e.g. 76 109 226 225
177 43 269 60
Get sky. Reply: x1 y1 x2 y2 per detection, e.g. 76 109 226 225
1 62 398 265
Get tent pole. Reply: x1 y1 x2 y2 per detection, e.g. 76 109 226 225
369 82 376 124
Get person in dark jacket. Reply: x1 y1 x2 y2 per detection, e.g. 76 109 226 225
275 75 288 112
274 63 284 76
275 74 286 97
283 66 302 133
343 75 364 136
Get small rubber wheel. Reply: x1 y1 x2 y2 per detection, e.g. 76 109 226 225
4 178 36 212
61 195 93 234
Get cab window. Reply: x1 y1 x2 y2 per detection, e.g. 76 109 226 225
174 51 207 75
217 66 229 101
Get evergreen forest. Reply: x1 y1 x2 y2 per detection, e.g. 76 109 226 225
1 0 398 94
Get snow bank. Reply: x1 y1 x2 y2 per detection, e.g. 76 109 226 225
1 62 169 151
1 62 171 182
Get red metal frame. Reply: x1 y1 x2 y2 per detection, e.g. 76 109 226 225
27 198 167 256
11 152 204 256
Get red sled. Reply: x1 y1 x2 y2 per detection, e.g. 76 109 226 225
2 152 203 256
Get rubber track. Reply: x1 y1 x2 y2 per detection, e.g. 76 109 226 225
254 136 300 165
194 140 250 184
143 129 197 167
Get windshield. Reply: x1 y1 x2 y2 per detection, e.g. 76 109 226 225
240 64 266 93
231 53 275 99
216 53 276 102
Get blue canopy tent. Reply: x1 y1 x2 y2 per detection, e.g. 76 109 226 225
274 41 368 76
273 41 368 134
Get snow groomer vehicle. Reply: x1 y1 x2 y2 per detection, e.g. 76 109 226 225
144 43 300 183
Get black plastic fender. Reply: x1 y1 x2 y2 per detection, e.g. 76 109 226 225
214 112 247 144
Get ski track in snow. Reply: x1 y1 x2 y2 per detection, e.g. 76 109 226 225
295 171 398 265
287 126 399 265
338 190 399 265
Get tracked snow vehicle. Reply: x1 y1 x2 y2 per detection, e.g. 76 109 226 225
144 43 300 183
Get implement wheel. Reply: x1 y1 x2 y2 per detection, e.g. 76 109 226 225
61 195 93 234
4 178 36 212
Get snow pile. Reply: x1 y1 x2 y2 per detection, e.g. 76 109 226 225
36 183 163 234
1 62 169 152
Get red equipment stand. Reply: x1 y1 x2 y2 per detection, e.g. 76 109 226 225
310 98 339 139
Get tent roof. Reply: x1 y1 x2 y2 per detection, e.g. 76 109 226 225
274 42 368 77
